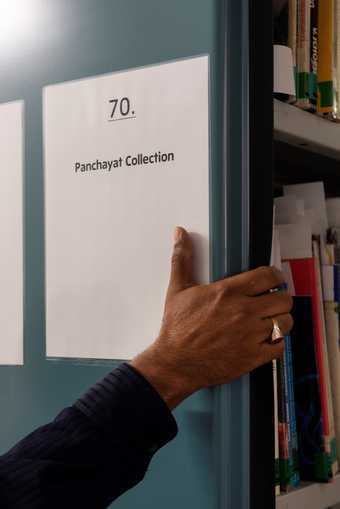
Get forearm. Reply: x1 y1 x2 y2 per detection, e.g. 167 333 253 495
0 364 178 508
131 343 196 410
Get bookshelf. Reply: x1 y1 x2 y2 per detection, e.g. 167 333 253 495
272 0 340 507
276 475 340 509
274 100 340 198
274 99 340 161
274 99 340 509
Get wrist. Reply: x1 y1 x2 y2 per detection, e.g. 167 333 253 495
131 343 196 410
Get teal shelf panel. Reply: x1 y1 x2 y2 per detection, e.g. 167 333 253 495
0 1 250 508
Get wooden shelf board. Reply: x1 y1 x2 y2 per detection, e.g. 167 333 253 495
276 475 340 509
274 99 340 162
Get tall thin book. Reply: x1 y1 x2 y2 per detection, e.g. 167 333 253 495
290 296 327 480
296 0 311 109
317 0 335 116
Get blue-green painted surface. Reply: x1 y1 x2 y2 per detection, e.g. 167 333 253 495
0 1 249 508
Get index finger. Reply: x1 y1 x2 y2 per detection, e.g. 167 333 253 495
213 266 285 297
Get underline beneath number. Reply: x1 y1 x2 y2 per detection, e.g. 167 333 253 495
108 116 137 122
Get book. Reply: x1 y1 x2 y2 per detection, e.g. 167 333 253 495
328 227 340 264
312 239 338 476
290 296 329 480
288 256 337 478
277 356 291 489
275 181 340 482
296 0 311 109
324 301 340 465
309 0 318 109
271 224 295 491
335 0 340 119
276 0 340 123
277 337 300 491
317 0 335 116
288 0 298 100
322 238 340 465
283 334 300 487
273 359 281 496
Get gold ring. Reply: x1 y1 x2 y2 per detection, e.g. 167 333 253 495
271 318 284 344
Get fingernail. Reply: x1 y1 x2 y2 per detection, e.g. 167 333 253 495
174 227 182 243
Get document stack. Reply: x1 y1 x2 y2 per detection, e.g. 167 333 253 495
273 181 340 494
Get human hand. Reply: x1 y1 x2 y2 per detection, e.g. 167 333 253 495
131 227 293 409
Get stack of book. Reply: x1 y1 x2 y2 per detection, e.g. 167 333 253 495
273 181 340 494
274 0 340 120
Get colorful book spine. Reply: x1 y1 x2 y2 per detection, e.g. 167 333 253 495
317 0 335 116
296 0 311 108
309 0 319 109
277 357 291 488
335 0 340 119
288 0 298 100
274 360 281 496
284 334 300 486
277 336 300 491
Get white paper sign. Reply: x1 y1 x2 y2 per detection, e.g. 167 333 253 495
0 101 23 365
44 56 210 360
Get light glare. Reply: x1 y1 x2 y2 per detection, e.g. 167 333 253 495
0 1 37 46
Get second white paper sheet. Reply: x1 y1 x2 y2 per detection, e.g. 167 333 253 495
44 56 210 360
0 101 23 365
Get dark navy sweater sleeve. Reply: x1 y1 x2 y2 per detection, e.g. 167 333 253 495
0 363 178 508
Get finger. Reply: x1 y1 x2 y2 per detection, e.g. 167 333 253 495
167 227 195 297
260 340 285 363
260 313 294 341
251 291 293 318
251 313 293 344
213 266 285 297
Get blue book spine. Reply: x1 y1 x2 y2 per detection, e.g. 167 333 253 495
285 334 300 486
282 340 293 487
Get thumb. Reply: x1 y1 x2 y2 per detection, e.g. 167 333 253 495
167 226 195 297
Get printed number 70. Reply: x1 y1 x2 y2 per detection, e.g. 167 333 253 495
109 97 132 119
